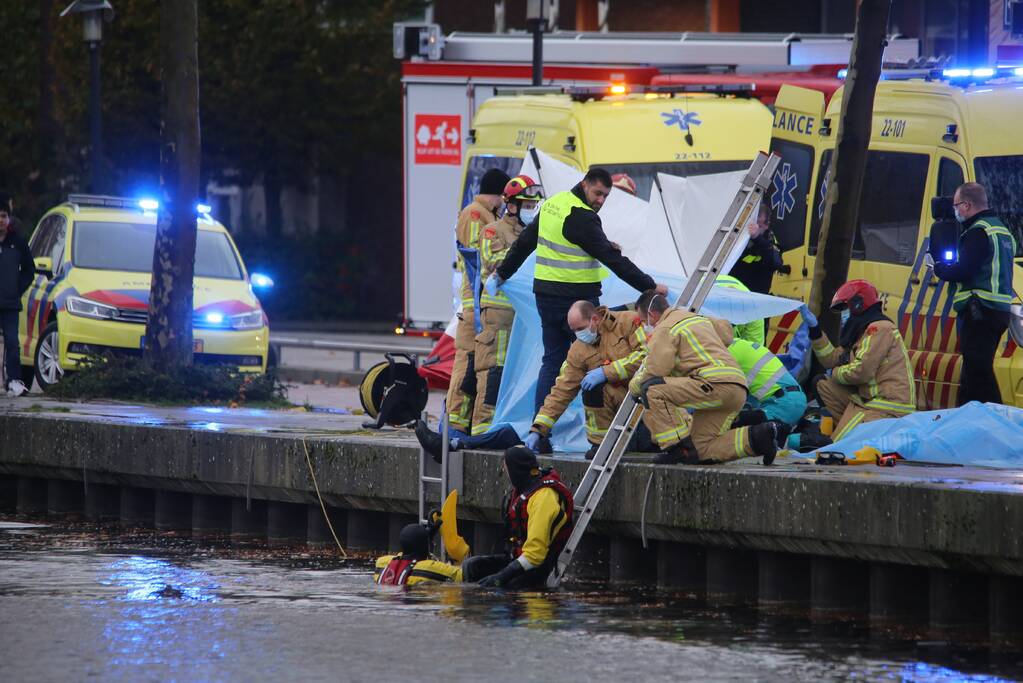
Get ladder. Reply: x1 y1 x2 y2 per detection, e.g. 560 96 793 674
546 151 781 589
418 403 464 561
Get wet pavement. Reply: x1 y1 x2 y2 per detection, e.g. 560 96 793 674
0 519 1020 682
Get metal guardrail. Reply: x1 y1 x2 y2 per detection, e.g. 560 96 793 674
269 335 433 372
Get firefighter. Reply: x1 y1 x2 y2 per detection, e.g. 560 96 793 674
524 300 652 459
800 279 916 444
462 446 573 589
374 522 462 587
471 175 545 436
932 182 1017 405
632 290 779 465
728 200 787 295
447 168 511 433
490 168 667 415
716 274 765 346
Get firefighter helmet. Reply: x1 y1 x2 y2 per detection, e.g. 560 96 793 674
502 175 544 203
831 279 880 315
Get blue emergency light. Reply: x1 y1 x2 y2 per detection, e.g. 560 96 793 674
944 249 955 262
205 312 224 325
138 198 159 211
250 273 274 289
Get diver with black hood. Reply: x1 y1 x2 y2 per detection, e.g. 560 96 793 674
462 446 574 589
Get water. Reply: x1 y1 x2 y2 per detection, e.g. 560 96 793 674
0 518 1019 682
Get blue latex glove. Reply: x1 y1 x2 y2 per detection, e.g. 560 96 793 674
799 304 818 328
580 367 607 391
524 432 541 452
485 274 503 297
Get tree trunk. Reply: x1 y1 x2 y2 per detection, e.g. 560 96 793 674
145 0 201 371
807 0 891 338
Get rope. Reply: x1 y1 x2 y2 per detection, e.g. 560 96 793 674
640 470 655 549
302 439 347 557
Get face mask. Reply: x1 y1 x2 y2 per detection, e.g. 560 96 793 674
575 327 598 345
840 309 851 327
643 323 655 336
518 206 539 225
954 208 964 223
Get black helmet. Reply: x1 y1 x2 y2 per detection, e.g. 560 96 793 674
398 523 431 560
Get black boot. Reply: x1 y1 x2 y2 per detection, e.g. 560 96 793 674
584 444 599 461
768 420 791 449
414 420 445 464
653 437 699 465
749 422 778 466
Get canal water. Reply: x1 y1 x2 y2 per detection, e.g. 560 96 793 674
0 518 1019 682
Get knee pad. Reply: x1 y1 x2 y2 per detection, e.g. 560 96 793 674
460 353 477 396
484 366 503 406
582 384 605 408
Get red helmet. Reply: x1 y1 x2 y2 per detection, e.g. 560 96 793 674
831 279 880 315
611 173 637 196
502 175 543 202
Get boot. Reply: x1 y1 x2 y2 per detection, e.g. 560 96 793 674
749 422 778 466
653 437 699 465
584 444 599 461
769 420 791 449
414 420 445 464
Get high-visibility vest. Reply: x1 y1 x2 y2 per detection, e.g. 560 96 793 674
534 190 606 284
728 338 788 400
716 274 765 346
952 217 1016 312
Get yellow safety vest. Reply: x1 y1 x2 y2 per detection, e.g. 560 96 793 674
728 338 788 400
535 190 606 284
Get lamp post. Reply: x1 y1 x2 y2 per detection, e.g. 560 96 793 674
61 0 114 193
526 0 549 86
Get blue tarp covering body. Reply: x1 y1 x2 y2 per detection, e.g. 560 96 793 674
487 256 802 451
799 401 1023 469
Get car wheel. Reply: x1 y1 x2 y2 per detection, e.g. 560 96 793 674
34 322 64 391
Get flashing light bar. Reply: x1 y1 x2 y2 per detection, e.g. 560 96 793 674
250 273 274 289
196 203 212 214
138 198 159 211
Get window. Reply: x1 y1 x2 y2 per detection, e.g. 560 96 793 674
72 222 243 279
974 155 1023 256
810 150 928 265
47 216 67 268
766 139 814 252
594 160 750 201
30 215 60 259
461 155 522 210
937 158 964 199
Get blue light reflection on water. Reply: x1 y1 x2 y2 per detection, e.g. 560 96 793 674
92 556 236 672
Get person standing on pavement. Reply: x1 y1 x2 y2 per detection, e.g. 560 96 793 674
0 202 35 396
728 200 788 295
932 182 1017 405
489 168 667 413
447 168 511 433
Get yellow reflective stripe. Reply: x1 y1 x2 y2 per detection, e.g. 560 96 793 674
698 365 746 382
536 255 602 270
894 329 916 408
715 274 748 291
953 289 1013 304
654 425 690 445
734 426 745 458
470 421 492 436
480 294 513 308
864 398 914 414
835 333 871 384
671 319 714 364
683 399 723 409
495 329 509 366
833 412 865 441
585 408 607 438
537 236 590 257
534 414 555 429
612 349 645 379
814 340 836 358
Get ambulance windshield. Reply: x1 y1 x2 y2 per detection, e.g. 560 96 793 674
596 160 750 201
974 155 1023 256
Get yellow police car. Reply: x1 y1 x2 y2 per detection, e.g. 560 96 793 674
17 195 271 390
764 66 1023 408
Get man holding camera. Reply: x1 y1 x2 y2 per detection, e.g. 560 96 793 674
932 182 1017 405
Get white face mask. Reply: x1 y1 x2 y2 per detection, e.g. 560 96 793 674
518 205 539 225
953 208 964 223
575 326 598 345
840 309 851 327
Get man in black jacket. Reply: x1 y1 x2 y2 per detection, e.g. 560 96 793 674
487 168 666 412
728 200 788 295
0 203 35 396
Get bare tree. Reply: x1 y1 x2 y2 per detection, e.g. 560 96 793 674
807 0 891 337
145 0 200 371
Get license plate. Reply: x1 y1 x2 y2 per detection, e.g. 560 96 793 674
140 336 204 353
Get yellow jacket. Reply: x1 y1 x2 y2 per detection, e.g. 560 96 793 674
373 554 462 586
812 319 916 414
515 487 570 570
532 307 647 435
456 198 497 310
630 308 746 395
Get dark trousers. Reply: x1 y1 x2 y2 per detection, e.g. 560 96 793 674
957 300 1009 406
535 293 599 414
0 310 21 386
451 424 523 451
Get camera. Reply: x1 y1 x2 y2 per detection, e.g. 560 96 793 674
928 195 960 265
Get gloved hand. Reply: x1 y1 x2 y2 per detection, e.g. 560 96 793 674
923 253 935 270
524 432 542 453
799 304 818 329
485 274 504 297
580 367 607 391
637 376 666 409
478 560 525 588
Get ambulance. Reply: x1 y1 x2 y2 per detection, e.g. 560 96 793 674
764 67 1023 408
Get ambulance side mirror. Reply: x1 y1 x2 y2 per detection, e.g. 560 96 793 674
34 256 53 279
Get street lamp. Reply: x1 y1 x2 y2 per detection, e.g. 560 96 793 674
61 0 114 193
526 0 550 86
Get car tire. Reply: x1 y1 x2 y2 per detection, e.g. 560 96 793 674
34 322 65 392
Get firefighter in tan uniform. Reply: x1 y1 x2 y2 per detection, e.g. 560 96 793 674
471 176 545 436
447 168 511 433
801 280 915 443
632 290 779 465
523 301 651 459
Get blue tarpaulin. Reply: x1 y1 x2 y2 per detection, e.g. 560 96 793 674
485 255 803 452
799 401 1023 469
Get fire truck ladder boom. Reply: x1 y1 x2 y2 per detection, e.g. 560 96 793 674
546 151 781 589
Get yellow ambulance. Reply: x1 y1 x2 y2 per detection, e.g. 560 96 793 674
765 69 1023 408
458 85 773 206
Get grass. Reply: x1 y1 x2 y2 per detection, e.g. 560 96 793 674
47 354 292 408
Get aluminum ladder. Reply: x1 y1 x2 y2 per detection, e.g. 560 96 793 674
546 151 781 588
